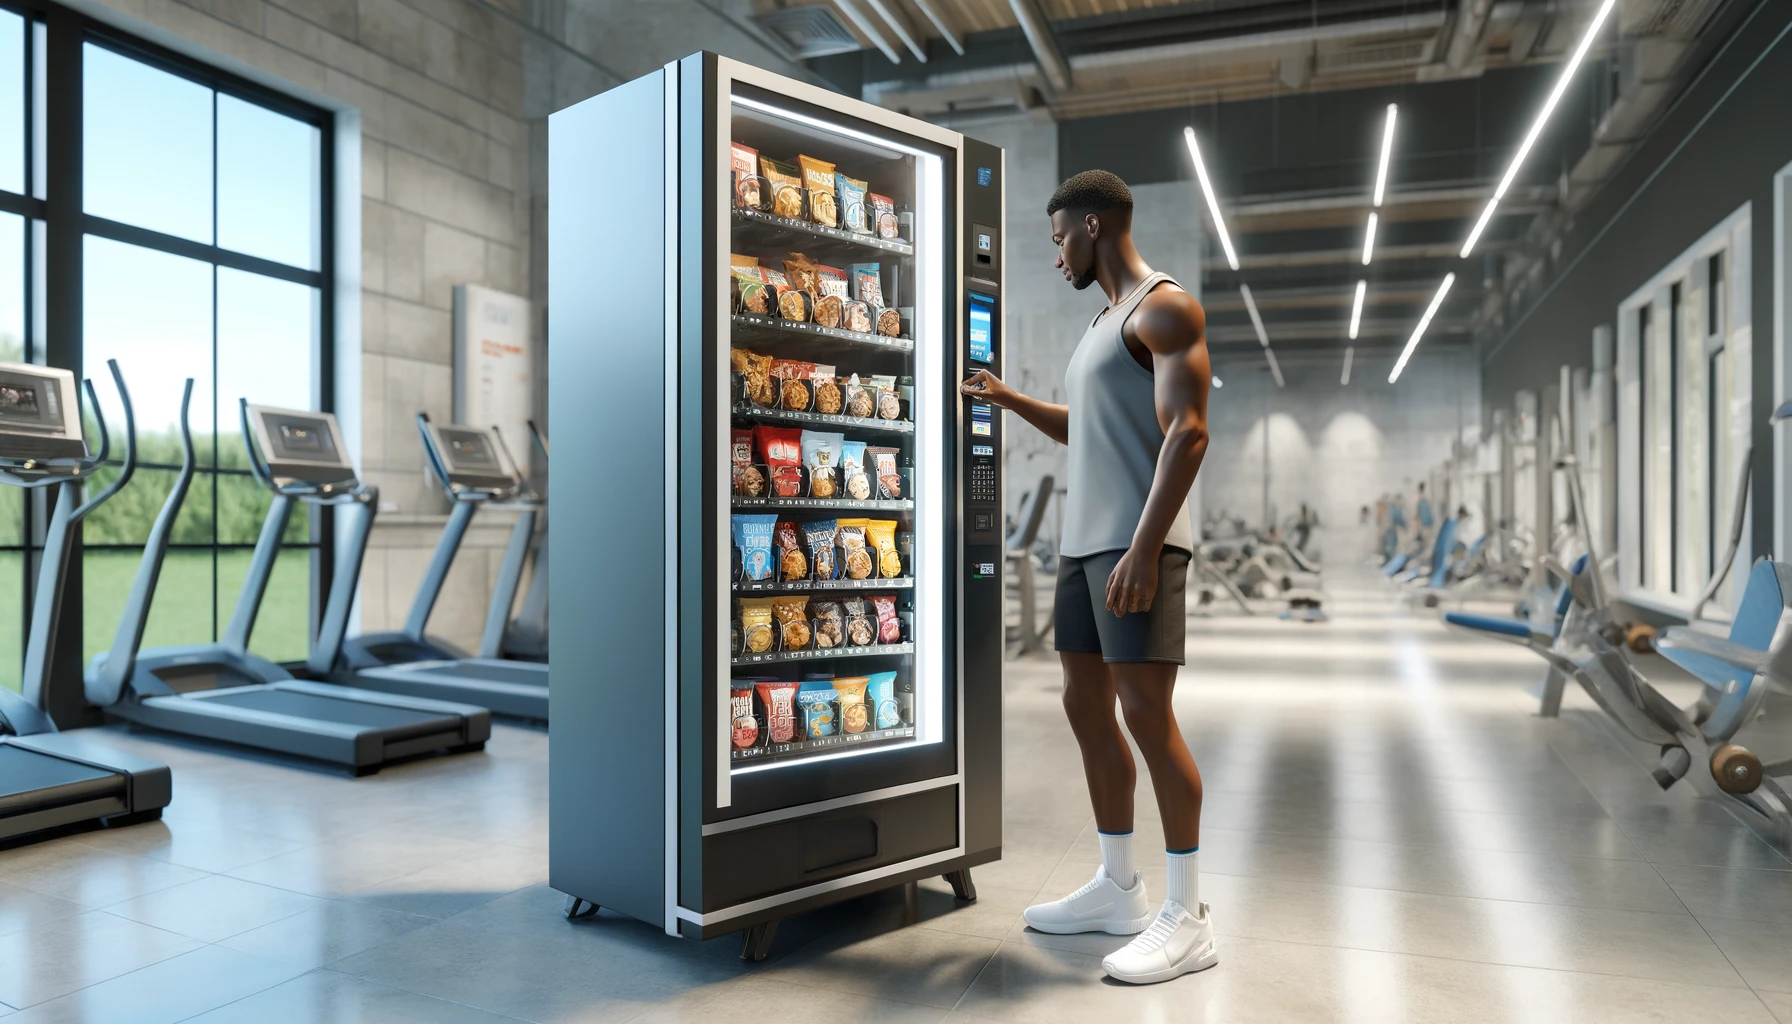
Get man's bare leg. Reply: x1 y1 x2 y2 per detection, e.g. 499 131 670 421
1059 651 1135 832
1112 662 1202 851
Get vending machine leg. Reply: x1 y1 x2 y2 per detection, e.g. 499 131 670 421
562 896 600 920
740 919 779 962
943 868 978 902
902 880 920 924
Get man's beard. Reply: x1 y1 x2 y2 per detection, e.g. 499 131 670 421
1071 262 1097 290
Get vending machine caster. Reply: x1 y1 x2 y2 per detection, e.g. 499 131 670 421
943 868 977 902
740 919 779 962
563 896 600 920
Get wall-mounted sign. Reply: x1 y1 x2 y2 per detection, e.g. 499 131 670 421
452 284 533 477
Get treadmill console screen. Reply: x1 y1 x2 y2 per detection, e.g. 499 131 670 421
0 367 67 436
438 427 502 473
264 413 344 466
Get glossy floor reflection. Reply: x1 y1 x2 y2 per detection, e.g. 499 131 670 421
2 570 1790 1022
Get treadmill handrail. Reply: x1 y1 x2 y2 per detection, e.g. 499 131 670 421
306 482 380 676
527 419 548 462
478 503 538 659
72 361 136 520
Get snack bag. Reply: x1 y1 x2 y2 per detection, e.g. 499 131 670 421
771 595 811 650
813 294 842 329
731 428 763 498
876 308 903 338
732 514 778 581
833 676 870 733
840 440 870 500
731 265 771 315
761 157 804 218
836 173 869 233
730 143 761 209
804 519 838 581
811 601 845 649
730 682 760 749
866 375 901 421
775 285 812 323
868 193 898 238
782 253 821 296
801 430 844 499
868 671 899 729
734 347 774 407
818 266 849 299
812 365 842 415
798 155 837 227
837 519 873 580
842 299 872 334
739 597 776 653
850 264 885 307
866 519 902 578
774 520 807 581
754 425 803 498
868 446 902 499
872 593 901 644
770 358 813 412
843 374 874 419
796 681 837 738
843 597 875 646
754 681 798 743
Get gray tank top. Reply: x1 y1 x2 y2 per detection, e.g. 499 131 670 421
1060 272 1194 558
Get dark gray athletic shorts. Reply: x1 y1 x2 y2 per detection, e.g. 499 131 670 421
1053 548 1190 664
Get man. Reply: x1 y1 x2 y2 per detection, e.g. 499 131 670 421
961 170 1214 985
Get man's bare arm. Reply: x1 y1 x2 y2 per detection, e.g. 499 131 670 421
960 369 1070 445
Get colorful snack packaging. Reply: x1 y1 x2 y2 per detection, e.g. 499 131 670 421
812 601 845 649
755 425 804 498
732 515 778 581
731 143 761 209
782 253 820 297
837 174 869 233
801 430 844 499
868 446 902 499
798 155 837 227
818 265 849 299
739 597 776 653
774 520 806 581
733 347 774 407
876 308 903 337
761 157 804 219
771 595 811 649
832 676 870 733
868 670 899 729
796 681 837 739
754 681 798 743
804 519 838 580
730 682 760 749
838 519 873 580
840 440 870 501
843 597 875 646
844 374 874 419
813 293 842 329
776 286 812 323
812 365 842 415
869 193 898 238
842 299 872 334
850 264 885 307
866 375 900 421
872 593 901 644
731 265 772 315
770 358 813 411
866 519 902 578
731 428 763 498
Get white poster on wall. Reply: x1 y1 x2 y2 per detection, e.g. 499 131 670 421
452 284 533 478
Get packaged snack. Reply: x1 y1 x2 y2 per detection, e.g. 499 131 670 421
798 155 837 227
868 670 899 729
838 518 874 580
866 519 902 578
842 299 872 334
814 267 847 327
843 597 875 646
801 430 844 499
812 365 842 415
865 375 899 419
796 681 837 739
732 515 778 581
733 347 774 407
754 681 799 743
739 597 776 653
804 519 838 581
776 286 812 323
730 682 760 749
813 294 842 329
872 593 901 644
761 157 804 219
840 440 870 500
770 359 813 411
774 520 806 581
755 426 803 498
811 601 844 649
836 173 869 233
833 676 870 733
731 265 772 315
844 375 874 419
730 143 761 209
782 253 820 296
868 193 898 238
876 308 903 338
771 595 811 649
868 446 902 499
850 264 885 307
818 265 849 298
731 428 763 498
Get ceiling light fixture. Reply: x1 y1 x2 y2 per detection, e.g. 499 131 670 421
1240 284 1269 347
1348 279 1366 340
1264 348 1285 388
1184 126 1239 271
1459 0 1618 257
1212 375 1223 389
1389 273 1455 383
1373 103 1397 208
1361 212 1378 266
1341 346 1354 386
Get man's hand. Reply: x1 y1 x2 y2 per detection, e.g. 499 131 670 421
1105 545 1159 616
960 369 1019 409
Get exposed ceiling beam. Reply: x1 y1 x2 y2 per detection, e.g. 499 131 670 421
1206 317 1473 345
910 0 965 56
1227 183 1557 232
1445 0 1497 72
863 0 929 63
1006 0 1073 93
1204 281 1484 313
833 0 902 64
1203 239 1513 273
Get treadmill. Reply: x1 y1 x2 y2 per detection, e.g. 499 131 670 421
0 360 171 843
326 414 549 721
489 420 547 663
85 394 491 775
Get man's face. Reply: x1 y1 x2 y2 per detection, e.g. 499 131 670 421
1050 209 1098 291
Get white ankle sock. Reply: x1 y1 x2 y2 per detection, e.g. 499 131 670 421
1166 848 1199 908
1098 830 1135 886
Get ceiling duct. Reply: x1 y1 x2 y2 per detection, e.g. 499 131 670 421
754 5 865 58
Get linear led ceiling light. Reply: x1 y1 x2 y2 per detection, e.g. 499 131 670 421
1361 212 1378 266
1264 347 1285 388
1184 126 1239 271
1460 0 1618 257
1388 273 1455 383
1373 104 1397 208
1341 346 1354 386
1240 284 1269 347
1348 279 1366 340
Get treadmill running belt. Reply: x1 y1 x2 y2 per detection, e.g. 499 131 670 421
0 745 124 815
194 688 458 731
416 661 547 684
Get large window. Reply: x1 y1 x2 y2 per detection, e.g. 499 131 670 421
0 8 331 692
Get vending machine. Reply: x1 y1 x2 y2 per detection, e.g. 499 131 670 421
548 53 1005 957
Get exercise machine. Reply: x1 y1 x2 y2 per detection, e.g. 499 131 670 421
86 393 491 774
489 420 548 663
0 360 171 843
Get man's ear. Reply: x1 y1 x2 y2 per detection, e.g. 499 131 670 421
1084 212 1101 241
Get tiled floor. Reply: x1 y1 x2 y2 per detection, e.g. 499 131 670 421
3 570 1791 1022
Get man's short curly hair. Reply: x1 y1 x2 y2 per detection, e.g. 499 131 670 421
1046 170 1134 216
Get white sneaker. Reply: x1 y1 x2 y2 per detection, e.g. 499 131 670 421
1101 900 1218 984
1021 865 1153 935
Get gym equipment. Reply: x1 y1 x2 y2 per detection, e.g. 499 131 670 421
86 394 491 775
331 415 549 721
1005 474 1053 654
0 360 170 843
489 420 548 663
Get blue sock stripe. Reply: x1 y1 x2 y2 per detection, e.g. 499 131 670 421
1096 829 1134 837
1166 846 1199 855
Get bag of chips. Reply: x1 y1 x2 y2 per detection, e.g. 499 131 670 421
733 347 774 407
866 519 902 578
730 682 760 749
812 365 842 415
868 193 898 238
771 595 811 649
754 426 803 498
850 264 885 308
843 597 875 646
868 446 902 499
837 518 873 580
774 520 806 581
876 308 903 338
775 284 812 323
796 681 837 738
844 374 875 419
804 519 838 581
801 430 844 499
813 294 842 329
761 157 804 219
836 174 869 233
872 593 901 644
840 440 870 500
731 265 771 315
799 155 837 227
754 681 798 743
782 253 821 297
739 597 776 653
732 515 777 581
866 375 902 421
868 670 899 729
731 428 763 498
771 359 813 412
811 601 844 649
832 676 870 733
730 143 761 210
